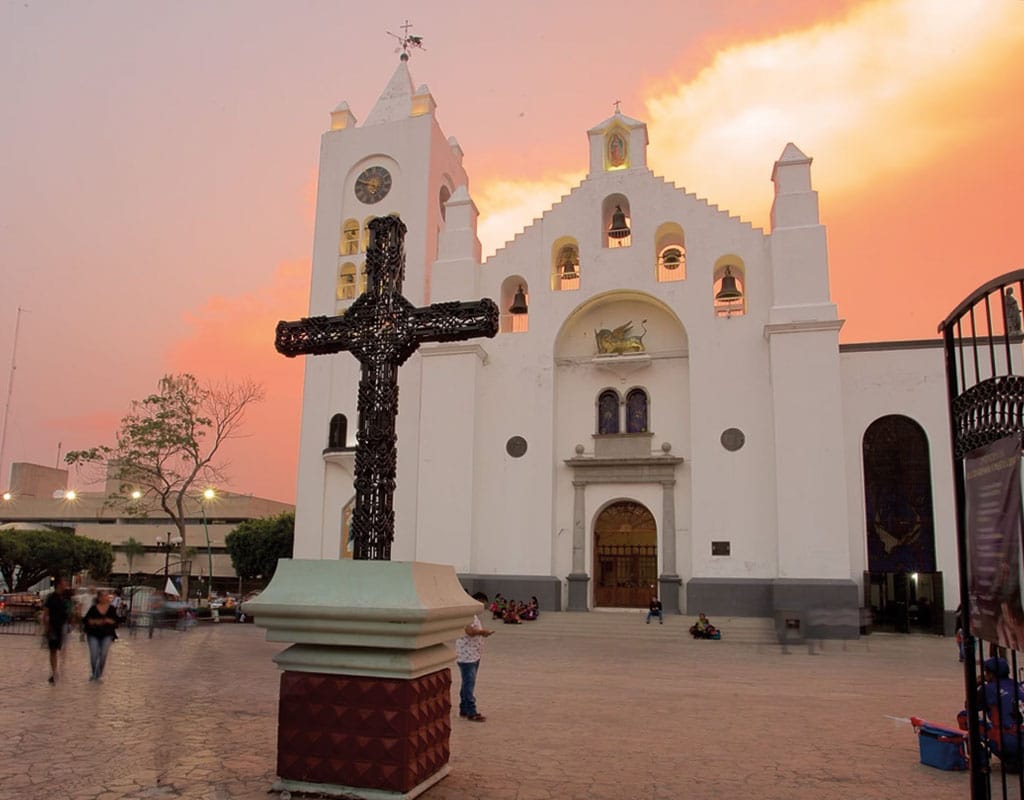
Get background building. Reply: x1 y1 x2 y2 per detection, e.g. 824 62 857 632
0 462 293 596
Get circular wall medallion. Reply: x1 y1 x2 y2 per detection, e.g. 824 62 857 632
354 165 392 204
506 436 528 458
720 428 745 452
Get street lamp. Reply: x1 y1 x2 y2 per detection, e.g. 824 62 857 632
156 532 183 581
201 488 215 602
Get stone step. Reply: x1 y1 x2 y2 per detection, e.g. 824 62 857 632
491 611 779 644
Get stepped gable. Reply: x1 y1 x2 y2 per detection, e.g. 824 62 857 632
647 173 764 235
484 181 586 264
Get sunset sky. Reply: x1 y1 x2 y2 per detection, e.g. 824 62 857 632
1 0 1022 504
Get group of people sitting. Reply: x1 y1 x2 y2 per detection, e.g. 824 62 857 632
689 612 721 639
488 594 539 624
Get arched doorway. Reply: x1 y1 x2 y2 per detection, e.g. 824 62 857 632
862 414 941 633
593 501 657 608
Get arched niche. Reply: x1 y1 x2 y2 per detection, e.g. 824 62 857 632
337 262 358 301
555 290 687 360
340 218 360 256
327 413 349 450
654 222 685 283
439 184 452 222
713 255 746 317
602 194 632 249
362 215 378 252
551 237 581 292
500 275 529 333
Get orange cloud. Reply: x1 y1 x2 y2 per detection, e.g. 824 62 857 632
167 259 310 503
644 0 1024 225
472 0 1023 247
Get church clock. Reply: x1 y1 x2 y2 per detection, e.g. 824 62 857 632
354 166 392 204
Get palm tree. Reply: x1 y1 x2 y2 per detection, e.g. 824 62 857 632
122 537 145 583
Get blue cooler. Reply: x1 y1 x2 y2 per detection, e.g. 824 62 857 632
911 717 968 771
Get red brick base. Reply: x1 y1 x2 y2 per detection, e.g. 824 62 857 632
276 668 452 793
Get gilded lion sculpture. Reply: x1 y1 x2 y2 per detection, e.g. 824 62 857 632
595 320 647 354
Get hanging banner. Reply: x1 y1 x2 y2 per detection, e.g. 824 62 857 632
966 434 1024 648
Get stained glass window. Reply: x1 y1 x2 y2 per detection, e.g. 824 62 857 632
626 389 648 433
598 390 620 434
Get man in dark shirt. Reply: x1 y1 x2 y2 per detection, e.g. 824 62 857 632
646 596 664 625
42 576 69 684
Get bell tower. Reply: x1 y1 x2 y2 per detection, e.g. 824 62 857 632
293 50 478 561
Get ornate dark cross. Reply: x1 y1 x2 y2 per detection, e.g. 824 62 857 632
275 215 499 560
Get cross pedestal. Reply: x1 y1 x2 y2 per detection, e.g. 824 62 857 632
247 559 481 799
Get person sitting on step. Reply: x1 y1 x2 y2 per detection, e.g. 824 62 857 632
689 612 719 639
522 596 539 621
646 596 664 625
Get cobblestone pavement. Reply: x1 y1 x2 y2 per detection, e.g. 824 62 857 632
0 612 1009 799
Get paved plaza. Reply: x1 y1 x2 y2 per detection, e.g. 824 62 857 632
0 611 1002 799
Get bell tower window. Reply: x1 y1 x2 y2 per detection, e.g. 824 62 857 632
327 413 348 450
551 239 580 291
337 263 358 300
439 185 452 222
602 195 631 248
362 216 377 252
500 276 529 333
340 219 360 256
655 222 686 282
713 257 746 317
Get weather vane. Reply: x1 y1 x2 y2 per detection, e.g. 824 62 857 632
613 99 622 114
387 19 425 61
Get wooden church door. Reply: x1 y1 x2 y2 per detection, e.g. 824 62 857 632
593 501 657 608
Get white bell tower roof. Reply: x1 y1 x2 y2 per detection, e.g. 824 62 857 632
364 59 417 126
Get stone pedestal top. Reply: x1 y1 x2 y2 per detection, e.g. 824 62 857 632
246 559 481 651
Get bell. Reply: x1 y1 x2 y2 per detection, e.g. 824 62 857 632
662 248 682 270
608 205 630 239
559 249 579 279
715 267 743 301
509 284 529 315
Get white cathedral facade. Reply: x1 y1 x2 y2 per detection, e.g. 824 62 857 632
290 58 958 635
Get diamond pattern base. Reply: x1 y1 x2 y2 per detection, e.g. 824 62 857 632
277 668 452 794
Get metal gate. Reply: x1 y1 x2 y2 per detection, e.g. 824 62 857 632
594 544 657 608
940 269 1024 798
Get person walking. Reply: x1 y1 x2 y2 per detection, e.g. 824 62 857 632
83 590 119 681
41 576 70 684
455 591 493 722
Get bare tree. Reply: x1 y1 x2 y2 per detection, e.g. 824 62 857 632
66 374 264 599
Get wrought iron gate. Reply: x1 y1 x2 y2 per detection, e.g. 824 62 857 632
940 269 1024 799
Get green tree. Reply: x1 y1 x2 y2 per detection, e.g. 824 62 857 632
121 536 145 582
0 528 114 591
225 512 294 582
66 373 263 599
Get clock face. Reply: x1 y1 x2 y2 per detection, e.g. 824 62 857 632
354 166 392 204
